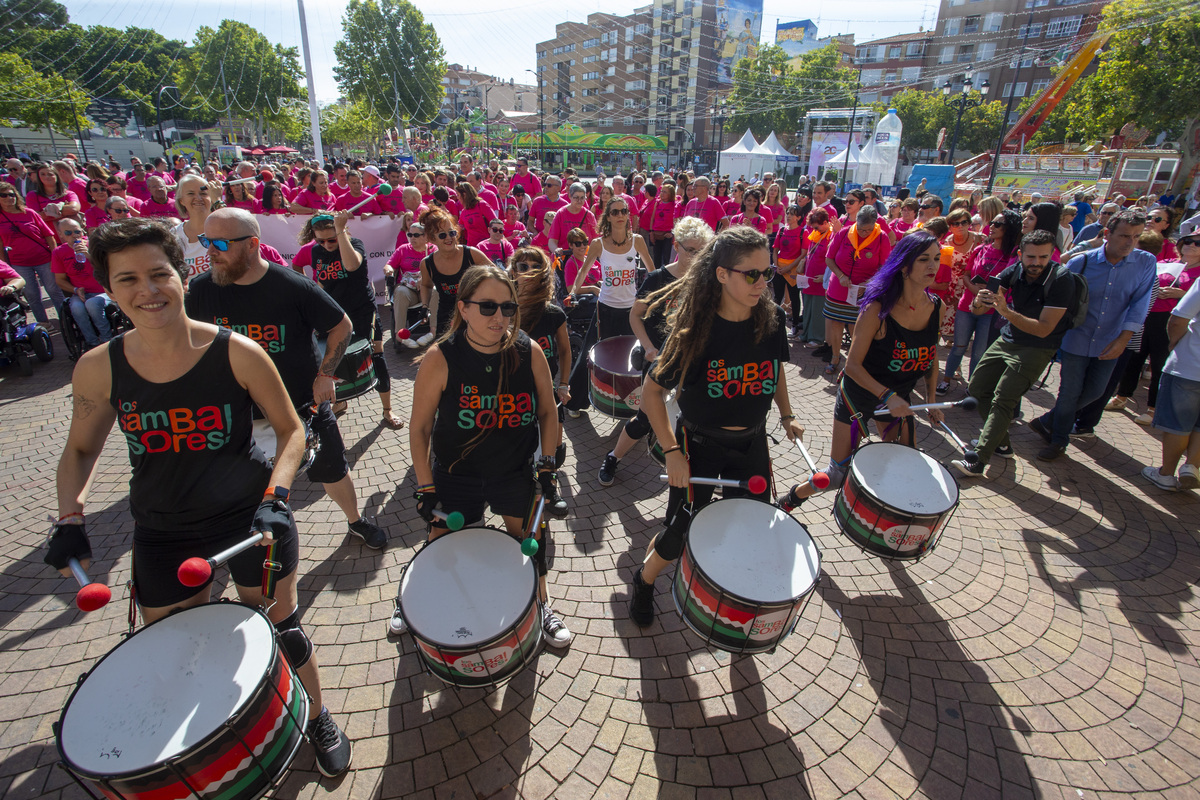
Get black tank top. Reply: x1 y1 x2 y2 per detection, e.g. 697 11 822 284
432 330 539 476
425 247 474 337
859 296 941 389
109 328 270 533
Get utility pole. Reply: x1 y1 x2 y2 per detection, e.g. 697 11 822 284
986 11 1034 195
219 60 236 147
156 84 177 157
841 61 863 193
297 0 324 161
525 69 544 167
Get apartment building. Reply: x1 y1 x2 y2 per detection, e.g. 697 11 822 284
853 31 936 104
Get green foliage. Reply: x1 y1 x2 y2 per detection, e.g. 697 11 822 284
174 20 304 126
0 0 67 35
334 0 447 126
1049 0 1200 147
728 43 856 141
0 51 89 131
322 100 387 153
873 90 1005 154
445 117 470 150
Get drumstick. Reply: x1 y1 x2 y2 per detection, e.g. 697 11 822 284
794 439 831 490
522 496 544 556
68 558 111 612
873 396 978 416
938 420 974 454
431 509 465 531
658 474 769 494
349 183 392 214
177 533 264 588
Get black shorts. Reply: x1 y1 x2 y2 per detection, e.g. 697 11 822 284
433 460 536 525
598 302 634 340
133 518 300 608
306 401 350 484
833 375 918 435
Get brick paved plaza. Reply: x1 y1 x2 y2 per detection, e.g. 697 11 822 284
1 333 1198 800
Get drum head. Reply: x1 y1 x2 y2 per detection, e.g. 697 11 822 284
59 603 273 775
687 499 820 603
400 529 535 646
851 443 959 514
589 335 640 375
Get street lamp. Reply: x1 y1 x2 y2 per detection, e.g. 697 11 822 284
942 74 990 166
709 99 728 173
382 72 402 154
156 84 178 157
841 60 864 194
524 68 544 167
482 81 498 162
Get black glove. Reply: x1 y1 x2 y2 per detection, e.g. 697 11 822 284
414 488 438 524
45 523 90 570
251 499 293 541
537 456 557 498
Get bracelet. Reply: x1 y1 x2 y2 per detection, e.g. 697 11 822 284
780 414 796 423
879 390 896 405
416 483 435 493
557 383 568 389
661 445 682 455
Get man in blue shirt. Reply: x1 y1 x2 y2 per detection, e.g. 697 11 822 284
1069 191 1094 237
1072 202 1118 248
1031 209 1156 460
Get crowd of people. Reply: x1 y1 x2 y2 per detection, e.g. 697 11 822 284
24 147 1200 781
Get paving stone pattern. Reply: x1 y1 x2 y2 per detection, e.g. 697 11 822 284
2 329 1198 799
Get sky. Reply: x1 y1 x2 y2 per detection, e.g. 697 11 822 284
62 0 941 105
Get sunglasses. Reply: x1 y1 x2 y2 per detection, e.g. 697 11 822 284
1179 238 1200 247
463 299 518 317
200 234 253 251
0 193 14 199
110 207 131 214
723 265 776 284
1151 216 1169 223
609 208 629 216
315 236 339 245
406 231 424 237
489 227 504 233
513 262 537 273
437 229 459 240
951 220 969 227
569 241 587 248
920 204 935 209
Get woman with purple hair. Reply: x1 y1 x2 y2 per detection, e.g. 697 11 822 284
780 230 947 508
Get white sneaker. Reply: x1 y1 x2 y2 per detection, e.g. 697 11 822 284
1134 411 1154 426
1141 465 1178 492
541 606 571 648
1179 464 1199 490
416 332 434 346
387 603 407 636
401 337 420 350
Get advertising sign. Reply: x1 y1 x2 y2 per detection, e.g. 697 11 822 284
716 0 764 85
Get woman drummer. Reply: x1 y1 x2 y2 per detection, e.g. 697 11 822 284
398 266 571 647
628 226 805 627
781 231 946 509
419 207 491 342
569 195 655 340
47 218 352 777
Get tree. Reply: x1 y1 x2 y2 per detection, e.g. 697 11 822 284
0 0 67 35
1049 0 1200 168
728 43 856 141
0 51 89 131
874 90 1005 155
322 99 387 156
333 0 447 127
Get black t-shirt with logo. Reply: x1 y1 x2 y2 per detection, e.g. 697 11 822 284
651 306 790 427
525 303 567 379
187 265 347 407
310 236 373 315
433 330 540 476
637 267 680 350
859 296 941 389
996 262 1076 350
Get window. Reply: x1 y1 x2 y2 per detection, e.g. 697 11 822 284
602 30 618 45
599 119 614 127
607 66 616 76
884 72 897 84
944 18 960 36
939 45 955 64
984 13 1003 32
1046 15 1083 38
1019 56 1034 68
1030 79 1051 95
581 104 597 113
551 44 575 54
624 116 635 126
624 98 636 107
583 37 600 48
1154 158 1179 184
949 0 964 6
1024 0 1049 7
582 88 596 96
901 66 922 82
636 23 649 35
906 42 924 57
977 42 995 61
958 44 974 62
1119 158 1154 182
1018 22 1043 38
538 50 547 59
862 69 883 85
605 101 614 110
626 45 634 59
583 55 599 63
964 16 980 34
583 71 599 80
624 79 645 91
1002 82 1027 97
888 45 902 59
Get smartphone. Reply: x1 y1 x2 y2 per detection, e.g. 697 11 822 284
970 274 988 285
986 276 1002 293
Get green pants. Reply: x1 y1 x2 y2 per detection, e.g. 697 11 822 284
966 339 1056 464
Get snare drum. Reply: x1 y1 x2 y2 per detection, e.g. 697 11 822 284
332 338 378 401
399 528 543 687
252 413 319 472
588 335 642 418
56 602 308 800
672 498 821 654
833 442 959 559
646 389 681 466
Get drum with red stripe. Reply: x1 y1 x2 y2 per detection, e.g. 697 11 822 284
56 602 308 800
398 528 543 687
833 442 959 560
587 335 642 418
672 498 821 654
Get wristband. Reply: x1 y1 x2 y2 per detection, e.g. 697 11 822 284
416 483 435 493
779 414 796 422
879 390 896 405
661 445 681 455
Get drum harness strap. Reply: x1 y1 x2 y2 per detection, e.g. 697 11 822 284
837 377 909 465
261 542 282 609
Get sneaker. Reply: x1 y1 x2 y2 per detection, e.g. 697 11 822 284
1179 464 1199 490
936 381 950 397
349 516 387 550
306 707 353 777
1134 411 1154 426
1037 444 1067 462
969 440 1013 458
1070 428 1096 440
541 606 572 648
598 453 619 486
401 337 420 350
566 408 582 419
416 332 434 346
1030 416 1052 444
1141 465 1179 492
775 484 806 512
1105 396 1129 412
951 457 985 478
629 566 655 627
544 482 569 518
387 602 407 636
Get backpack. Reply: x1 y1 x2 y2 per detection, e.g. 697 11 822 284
1057 262 1090 330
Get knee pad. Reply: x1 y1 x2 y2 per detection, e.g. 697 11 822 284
825 461 848 490
274 609 313 669
372 353 390 393
652 505 691 562
624 411 651 440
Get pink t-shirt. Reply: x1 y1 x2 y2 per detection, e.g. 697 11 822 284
650 198 677 233
140 199 178 218
292 190 335 212
564 256 600 289
1153 264 1200 313
458 202 497 247
723 198 742 218
375 187 407 216
328 181 351 197
334 192 381 216
26 191 81 227
477 238 514 266
764 202 785 233
510 171 542 198
958 243 1018 313
476 188 501 215
891 218 916 236
127 178 150 201
226 198 262 214
0 209 55 265
684 196 724 231
774 225 805 261
260 244 286 266
730 212 770 235
529 195 568 229
504 220 528 246
51 243 105 294
387 242 434 275
0 260 21 283
826 225 892 304
83 205 110 230
548 206 597 245
291 241 316 271
69 177 92 211
802 230 832 297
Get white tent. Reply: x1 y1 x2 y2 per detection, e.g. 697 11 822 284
760 131 799 163
718 130 775 180
825 143 863 179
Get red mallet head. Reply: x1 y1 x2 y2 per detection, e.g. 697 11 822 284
76 583 111 612
811 472 831 490
178 557 213 588
747 475 768 495
396 328 411 340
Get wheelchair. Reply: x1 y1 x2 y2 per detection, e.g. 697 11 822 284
59 298 132 362
0 293 54 376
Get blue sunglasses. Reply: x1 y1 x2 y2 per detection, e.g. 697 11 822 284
199 234 253 251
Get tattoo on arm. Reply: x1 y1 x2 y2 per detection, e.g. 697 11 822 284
321 336 347 376
73 393 97 420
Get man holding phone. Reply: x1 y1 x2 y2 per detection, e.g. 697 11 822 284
951 230 1077 477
